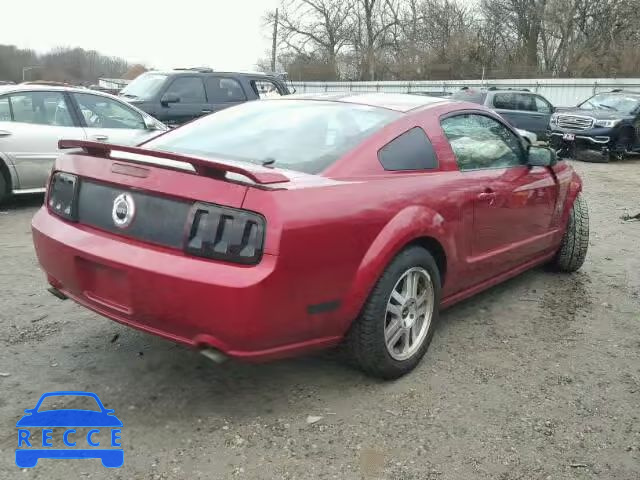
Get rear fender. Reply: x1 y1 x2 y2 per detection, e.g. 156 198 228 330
339 205 448 328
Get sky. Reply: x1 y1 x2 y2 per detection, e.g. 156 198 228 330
4 0 280 71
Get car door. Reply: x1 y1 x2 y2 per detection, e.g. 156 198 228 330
440 112 559 281
0 90 85 191
530 95 553 139
492 92 538 134
203 76 247 114
158 76 207 126
70 92 161 146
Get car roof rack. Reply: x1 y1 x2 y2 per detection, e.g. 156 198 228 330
174 67 214 73
486 86 530 92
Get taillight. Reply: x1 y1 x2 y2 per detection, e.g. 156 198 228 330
48 172 79 221
184 202 265 265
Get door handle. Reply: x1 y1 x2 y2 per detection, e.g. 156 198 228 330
93 135 108 141
201 109 212 114
0 130 12 137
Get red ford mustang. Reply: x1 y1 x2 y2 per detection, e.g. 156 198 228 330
32 93 589 379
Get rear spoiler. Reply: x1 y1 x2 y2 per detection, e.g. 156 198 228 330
58 139 289 185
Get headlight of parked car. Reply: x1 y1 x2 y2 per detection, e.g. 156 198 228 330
184 202 265 265
48 172 79 221
549 114 558 126
594 119 621 128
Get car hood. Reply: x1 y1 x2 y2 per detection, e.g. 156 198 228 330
555 108 632 121
16 410 123 427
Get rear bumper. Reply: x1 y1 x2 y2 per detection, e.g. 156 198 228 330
32 208 341 361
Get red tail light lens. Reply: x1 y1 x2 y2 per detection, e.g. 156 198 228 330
184 202 265 265
48 172 79 221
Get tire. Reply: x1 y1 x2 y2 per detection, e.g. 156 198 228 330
0 172 7 204
576 148 609 163
347 246 441 379
552 193 589 272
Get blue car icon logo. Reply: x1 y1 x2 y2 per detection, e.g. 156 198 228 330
16 391 123 468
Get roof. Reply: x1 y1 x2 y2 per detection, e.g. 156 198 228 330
281 92 449 112
148 69 282 79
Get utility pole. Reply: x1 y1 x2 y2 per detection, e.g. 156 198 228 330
271 8 279 73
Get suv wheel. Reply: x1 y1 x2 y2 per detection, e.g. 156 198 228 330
348 246 441 379
0 173 7 204
552 193 589 272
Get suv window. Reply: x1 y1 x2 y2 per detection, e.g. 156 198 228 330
378 127 438 171
252 80 283 99
205 77 246 102
514 93 536 111
73 93 145 129
534 96 552 113
441 114 524 171
164 77 206 103
9 91 74 126
492 92 517 110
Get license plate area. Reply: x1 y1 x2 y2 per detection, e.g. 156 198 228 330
75 258 132 314
562 133 575 141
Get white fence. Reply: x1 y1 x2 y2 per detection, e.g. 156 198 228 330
289 78 640 107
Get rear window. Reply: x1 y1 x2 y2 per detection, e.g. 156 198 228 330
146 100 400 174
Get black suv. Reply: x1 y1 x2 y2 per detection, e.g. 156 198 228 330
548 90 640 162
119 68 291 126
451 87 554 139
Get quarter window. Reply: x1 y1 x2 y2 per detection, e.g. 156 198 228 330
252 80 283 99
73 93 145 129
492 93 517 110
164 77 206 103
378 127 438 171
0 97 10 121
441 114 524 171
8 91 74 126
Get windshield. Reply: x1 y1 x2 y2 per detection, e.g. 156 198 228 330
120 73 168 100
145 100 400 174
579 93 640 114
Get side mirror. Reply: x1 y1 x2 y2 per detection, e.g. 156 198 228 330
143 116 161 130
160 93 180 106
528 146 557 167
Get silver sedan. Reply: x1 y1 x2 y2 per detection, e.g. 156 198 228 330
0 84 167 202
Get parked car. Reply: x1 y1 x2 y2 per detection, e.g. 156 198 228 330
0 84 167 202
32 93 588 379
119 68 292 127
451 87 554 139
548 89 640 162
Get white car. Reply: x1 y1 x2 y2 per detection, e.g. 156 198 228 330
0 84 167 202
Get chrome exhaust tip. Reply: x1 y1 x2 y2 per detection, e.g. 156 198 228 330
200 348 228 364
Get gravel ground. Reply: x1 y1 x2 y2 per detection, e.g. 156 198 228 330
0 159 639 480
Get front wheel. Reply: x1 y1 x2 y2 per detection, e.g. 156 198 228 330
0 173 7 204
347 246 441 379
552 193 589 272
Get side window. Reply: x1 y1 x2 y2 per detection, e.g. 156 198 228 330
205 77 246 103
164 77 206 103
9 91 74 126
0 97 10 121
378 127 438 171
492 93 516 110
441 114 524 171
515 93 536 111
534 96 552 114
252 80 283 99
73 93 145 129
